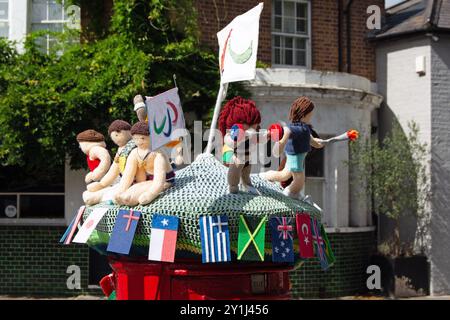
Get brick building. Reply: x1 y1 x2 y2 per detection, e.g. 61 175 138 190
0 0 384 298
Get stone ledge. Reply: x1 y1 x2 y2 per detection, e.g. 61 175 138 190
325 226 376 233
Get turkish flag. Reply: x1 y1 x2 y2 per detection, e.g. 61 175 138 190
296 213 314 258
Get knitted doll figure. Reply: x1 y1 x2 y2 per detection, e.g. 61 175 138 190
114 121 175 206
219 96 262 195
260 96 324 199
76 129 111 184
82 120 137 205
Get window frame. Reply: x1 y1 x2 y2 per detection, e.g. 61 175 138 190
271 0 312 69
0 192 66 226
30 0 70 55
0 0 9 39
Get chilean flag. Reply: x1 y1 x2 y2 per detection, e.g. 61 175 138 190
296 213 314 258
148 214 179 262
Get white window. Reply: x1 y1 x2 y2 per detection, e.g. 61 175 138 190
0 0 9 38
31 0 70 54
272 0 311 67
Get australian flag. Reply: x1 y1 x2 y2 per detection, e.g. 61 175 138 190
311 218 329 270
269 217 294 263
200 215 231 263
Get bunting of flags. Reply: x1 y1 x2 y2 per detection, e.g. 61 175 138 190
61 209 335 268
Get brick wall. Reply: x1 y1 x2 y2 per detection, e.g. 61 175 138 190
289 231 376 298
0 226 95 297
194 0 272 64
194 0 383 81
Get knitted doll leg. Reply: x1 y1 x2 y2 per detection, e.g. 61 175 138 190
138 181 172 205
116 182 151 206
284 172 305 196
228 161 244 193
260 167 292 182
82 189 105 206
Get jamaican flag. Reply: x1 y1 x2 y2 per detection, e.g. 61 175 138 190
237 215 266 261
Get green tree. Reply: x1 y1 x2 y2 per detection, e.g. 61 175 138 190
349 121 429 256
0 0 246 190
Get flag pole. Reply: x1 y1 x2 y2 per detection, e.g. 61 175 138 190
205 81 228 154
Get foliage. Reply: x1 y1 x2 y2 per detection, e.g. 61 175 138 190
349 121 429 256
0 0 249 190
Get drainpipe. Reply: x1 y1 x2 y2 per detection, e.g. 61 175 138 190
344 0 354 74
338 0 343 72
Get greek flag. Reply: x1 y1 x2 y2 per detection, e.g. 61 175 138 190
200 215 231 263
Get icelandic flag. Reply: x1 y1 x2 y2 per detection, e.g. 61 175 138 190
200 215 231 263
148 214 179 262
269 217 294 263
311 218 329 270
107 209 141 255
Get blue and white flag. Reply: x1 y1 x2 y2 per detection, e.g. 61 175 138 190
200 215 231 263
269 216 294 263
311 218 329 270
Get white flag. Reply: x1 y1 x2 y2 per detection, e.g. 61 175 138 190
217 3 263 84
72 207 108 244
146 87 186 151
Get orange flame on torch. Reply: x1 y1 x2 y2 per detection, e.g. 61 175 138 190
347 129 359 141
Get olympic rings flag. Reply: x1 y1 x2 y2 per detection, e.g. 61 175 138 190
217 3 263 84
146 87 186 151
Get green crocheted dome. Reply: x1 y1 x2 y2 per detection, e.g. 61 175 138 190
83 153 321 258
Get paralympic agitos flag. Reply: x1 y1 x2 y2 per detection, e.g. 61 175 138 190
146 87 186 151
217 3 263 83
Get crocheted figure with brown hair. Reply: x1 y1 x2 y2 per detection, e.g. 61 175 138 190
76 129 111 184
82 120 136 205
114 121 175 206
219 96 262 195
260 96 324 200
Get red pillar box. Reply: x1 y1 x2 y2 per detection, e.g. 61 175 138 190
108 257 293 300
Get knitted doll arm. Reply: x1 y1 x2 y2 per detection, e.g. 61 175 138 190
87 146 111 183
96 161 121 190
272 126 290 158
115 150 138 193
310 135 324 149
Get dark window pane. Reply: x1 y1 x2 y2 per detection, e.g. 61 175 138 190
306 148 324 177
283 1 295 17
274 0 282 15
0 195 17 219
296 50 306 66
19 195 64 218
274 16 282 31
296 19 306 33
285 36 293 48
274 35 281 47
274 48 281 64
296 3 307 18
295 38 306 49
285 49 293 65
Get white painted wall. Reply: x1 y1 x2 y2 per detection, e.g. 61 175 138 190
64 161 87 225
9 0 29 52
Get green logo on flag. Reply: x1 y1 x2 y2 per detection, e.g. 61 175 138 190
237 215 266 261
